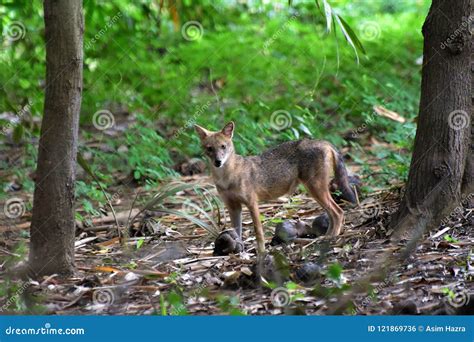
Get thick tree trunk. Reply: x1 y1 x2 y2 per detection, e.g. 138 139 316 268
465 2 474 199
392 0 472 237
28 0 83 276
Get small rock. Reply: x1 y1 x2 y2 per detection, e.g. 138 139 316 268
213 229 243 256
174 158 206 176
391 300 418 315
117 145 128 153
295 262 322 282
255 254 290 284
309 213 330 237
271 220 299 245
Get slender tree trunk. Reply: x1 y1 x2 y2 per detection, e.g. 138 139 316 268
392 0 472 238
28 0 83 276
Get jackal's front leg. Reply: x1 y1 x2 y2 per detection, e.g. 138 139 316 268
226 202 242 238
247 201 265 254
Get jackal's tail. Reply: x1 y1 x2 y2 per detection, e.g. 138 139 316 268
331 149 357 204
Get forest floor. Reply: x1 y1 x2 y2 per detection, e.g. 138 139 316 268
1 166 473 315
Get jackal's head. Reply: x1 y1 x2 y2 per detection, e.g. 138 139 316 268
194 122 235 168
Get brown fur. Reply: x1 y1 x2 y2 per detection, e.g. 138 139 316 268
195 122 355 254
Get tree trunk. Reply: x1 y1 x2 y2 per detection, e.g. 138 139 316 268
28 0 83 276
465 1 474 200
392 0 472 238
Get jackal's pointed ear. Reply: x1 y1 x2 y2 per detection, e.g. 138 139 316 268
194 124 211 140
221 122 235 138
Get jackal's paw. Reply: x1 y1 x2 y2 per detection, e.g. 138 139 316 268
213 229 244 256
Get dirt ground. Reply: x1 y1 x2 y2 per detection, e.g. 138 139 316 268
1 172 472 315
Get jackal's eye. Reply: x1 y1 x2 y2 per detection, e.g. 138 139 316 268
206 146 213 152
221 145 226 150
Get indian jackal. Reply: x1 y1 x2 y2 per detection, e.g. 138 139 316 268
195 122 356 254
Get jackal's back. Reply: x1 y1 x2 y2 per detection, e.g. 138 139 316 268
245 139 335 200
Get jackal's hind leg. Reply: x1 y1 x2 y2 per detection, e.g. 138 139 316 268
304 181 344 236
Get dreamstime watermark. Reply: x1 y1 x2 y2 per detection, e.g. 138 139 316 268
110 188 124 204
85 12 123 50
181 198 205 217
170 283 207 315
270 110 292 130
5 323 85 336
440 192 473 226
447 110 470 131
172 101 211 139
1 99 33 136
180 188 217 217
350 110 379 139
92 109 115 130
92 288 115 306
440 16 473 50
396 125 417 157
3 197 26 219
262 14 299 54
181 21 204 41
352 274 398 314
3 21 26 42
361 203 382 219
270 287 291 307
0 281 29 312
358 21 381 41
447 288 470 308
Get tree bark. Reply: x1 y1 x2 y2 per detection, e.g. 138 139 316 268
464 1 474 199
392 0 472 237
28 0 83 276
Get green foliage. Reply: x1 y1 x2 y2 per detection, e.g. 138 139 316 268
0 1 430 206
0 242 45 314
126 116 177 182
216 294 246 315
443 234 459 244
136 238 145 249
327 262 343 282
167 290 189 315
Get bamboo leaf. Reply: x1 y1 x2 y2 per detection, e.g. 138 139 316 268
336 14 366 55
314 0 321 11
332 17 341 70
322 0 332 32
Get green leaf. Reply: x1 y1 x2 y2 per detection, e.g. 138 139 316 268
136 238 145 249
327 263 343 281
159 294 167 316
443 234 459 243
314 0 322 11
18 79 31 89
322 0 332 32
335 14 366 56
